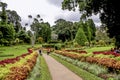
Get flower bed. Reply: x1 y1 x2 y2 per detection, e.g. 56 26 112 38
93 51 120 57
54 50 120 70
0 51 38 80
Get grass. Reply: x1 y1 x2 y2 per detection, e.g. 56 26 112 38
27 55 52 80
85 46 113 53
51 54 104 80
39 55 52 80
27 56 41 80
0 44 41 60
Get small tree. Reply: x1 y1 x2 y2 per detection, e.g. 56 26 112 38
75 28 88 46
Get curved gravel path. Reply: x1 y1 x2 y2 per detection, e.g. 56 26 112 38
43 54 83 80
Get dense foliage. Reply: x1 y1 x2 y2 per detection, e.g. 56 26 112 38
62 0 120 47
53 18 96 46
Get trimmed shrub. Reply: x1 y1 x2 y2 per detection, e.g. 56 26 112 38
75 28 88 46
55 43 65 50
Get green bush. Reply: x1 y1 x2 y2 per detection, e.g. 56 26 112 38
54 43 65 50
54 43 62 50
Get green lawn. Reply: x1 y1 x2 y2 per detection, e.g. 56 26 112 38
0 44 41 60
85 46 113 53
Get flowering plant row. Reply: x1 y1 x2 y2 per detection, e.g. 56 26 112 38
55 50 120 70
93 51 120 57
0 51 38 80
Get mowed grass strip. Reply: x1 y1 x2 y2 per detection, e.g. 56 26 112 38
39 55 52 80
51 54 104 80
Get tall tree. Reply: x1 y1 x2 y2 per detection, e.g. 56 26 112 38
82 22 92 45
6 10 22 32
86 19 96 40
75 28 88 46
62 0 120 47
29 14 51 43
0 2 15 46
0 2 7 24
95 26 113 45
53 19 73 42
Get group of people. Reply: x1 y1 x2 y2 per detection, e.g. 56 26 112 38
39 48 51 55
111 47 120 53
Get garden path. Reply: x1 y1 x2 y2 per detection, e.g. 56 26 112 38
43 54 83 80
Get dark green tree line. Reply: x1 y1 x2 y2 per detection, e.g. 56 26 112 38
53 18 96 46
0 2 15 46
0 2 30 45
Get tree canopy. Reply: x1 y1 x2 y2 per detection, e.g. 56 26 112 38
53 19 73 42
62 0 120 47
29 15 51 43
6 10 22 32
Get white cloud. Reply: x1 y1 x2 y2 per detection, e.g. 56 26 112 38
89 14 101 26
55 10 81 22
2 0 101 27
46 0 63 7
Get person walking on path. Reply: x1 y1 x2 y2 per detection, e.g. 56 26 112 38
39 49 42 55
47 48 51 55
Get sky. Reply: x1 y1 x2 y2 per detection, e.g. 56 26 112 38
2 0 101 27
